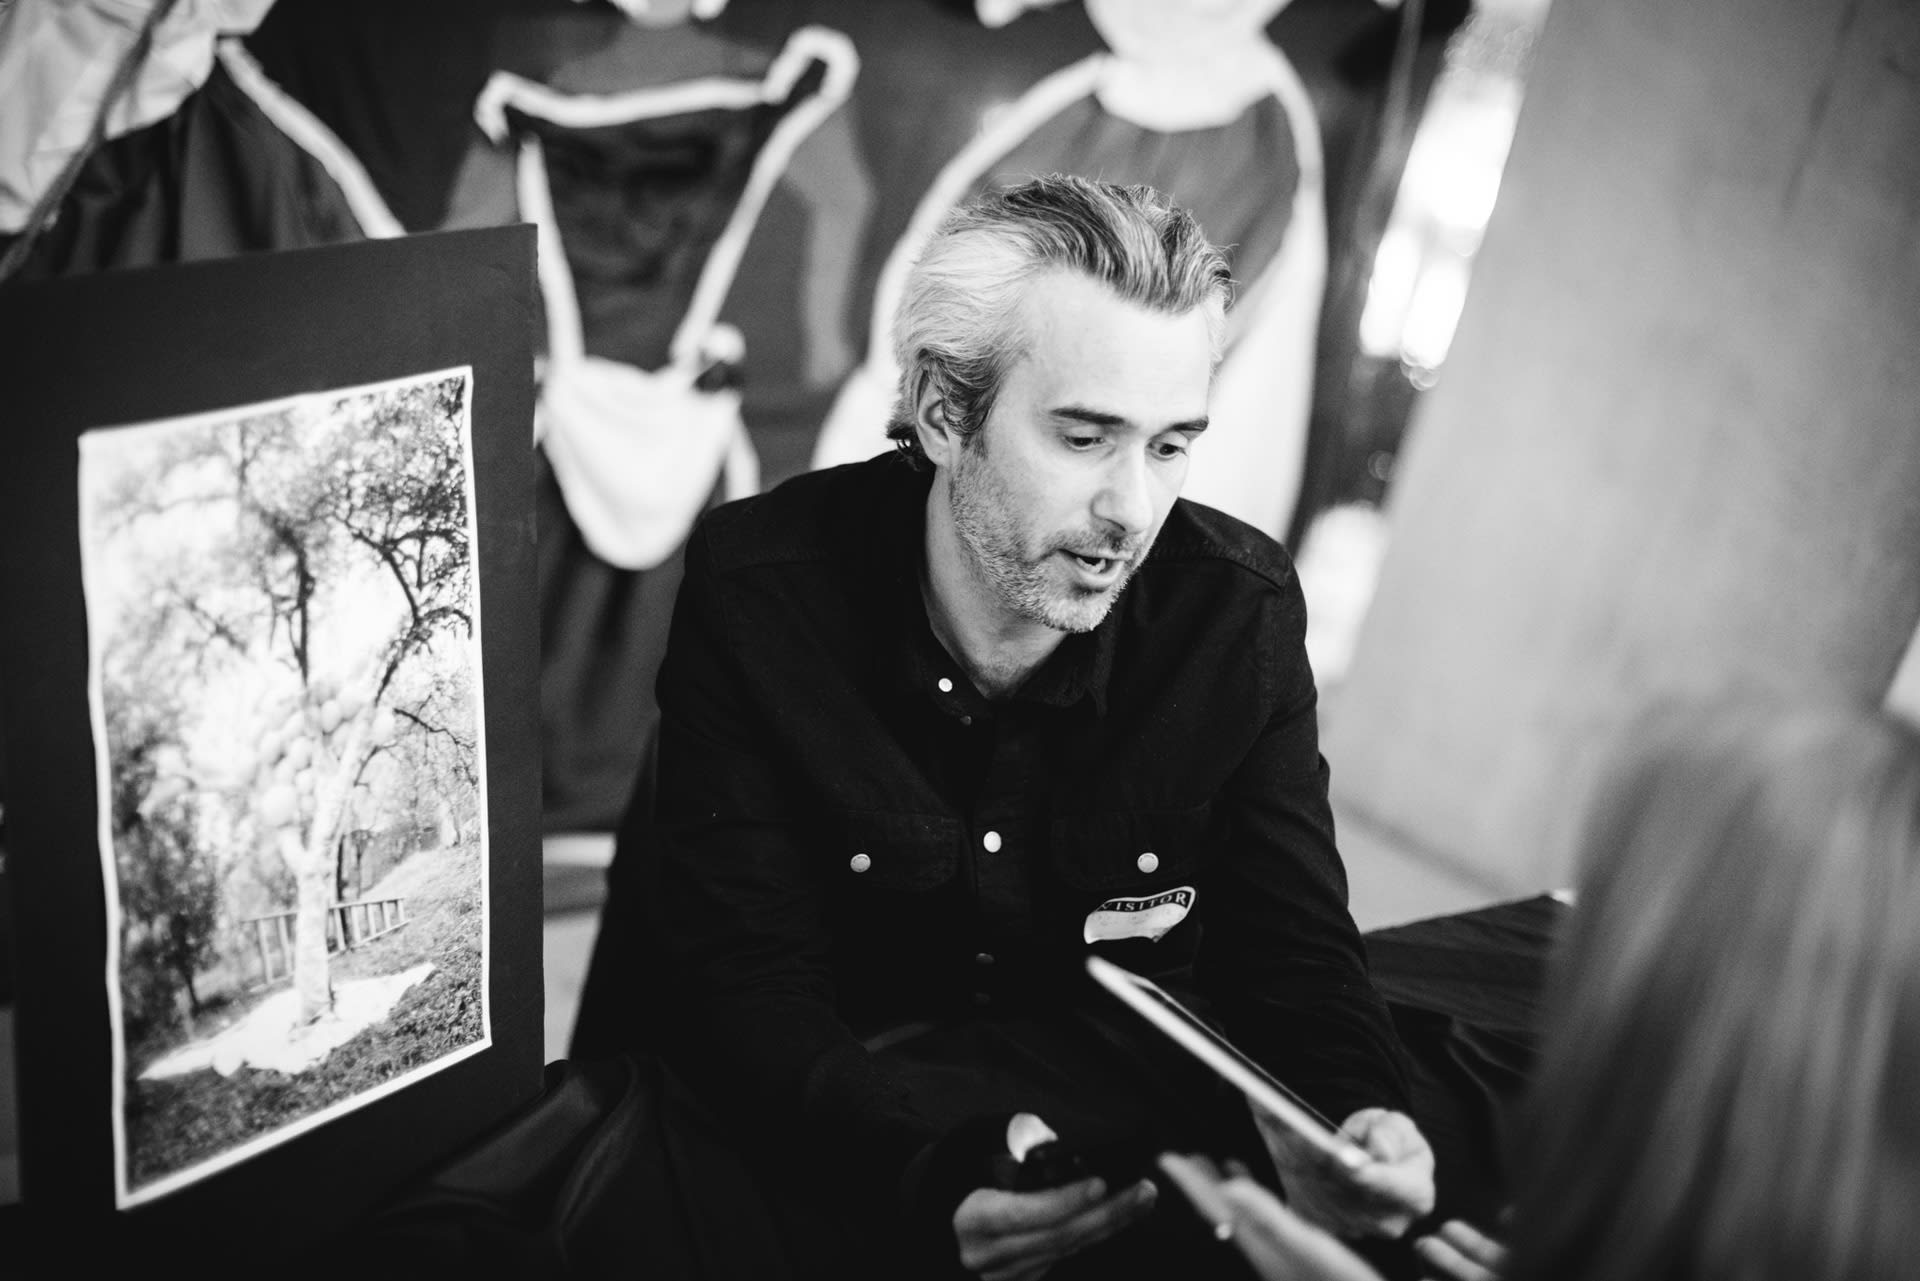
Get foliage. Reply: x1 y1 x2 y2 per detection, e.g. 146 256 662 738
103 670 222 1039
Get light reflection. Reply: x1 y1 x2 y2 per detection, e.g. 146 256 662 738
1355 1 1542 381
1304 0 1551 693
1401 251 1470 371
1359 225 1421 358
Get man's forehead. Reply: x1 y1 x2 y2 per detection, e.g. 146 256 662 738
1006 272 1214 423
1012 268 1171 330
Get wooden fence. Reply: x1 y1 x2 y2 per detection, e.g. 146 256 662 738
238 895 407 986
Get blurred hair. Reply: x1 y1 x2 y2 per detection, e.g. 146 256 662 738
1504 702 1920 1281
885 173 1233 468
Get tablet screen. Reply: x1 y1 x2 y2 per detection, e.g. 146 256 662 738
1086 955 1370 1170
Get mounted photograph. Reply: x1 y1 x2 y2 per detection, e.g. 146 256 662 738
76 367 491 1208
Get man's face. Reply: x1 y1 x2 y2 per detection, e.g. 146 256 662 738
944 271 1214 634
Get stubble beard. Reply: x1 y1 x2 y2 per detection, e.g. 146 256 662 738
947 439 1145 635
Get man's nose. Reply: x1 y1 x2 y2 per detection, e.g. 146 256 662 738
1092 449 1154 538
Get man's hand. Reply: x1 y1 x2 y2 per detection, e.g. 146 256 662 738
1412 1219 1507 1281
1256 1105 1436 1239
953 1175 1158 1281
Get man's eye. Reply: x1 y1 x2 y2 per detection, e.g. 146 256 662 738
1065 435 1104 450
1153 440 1189 459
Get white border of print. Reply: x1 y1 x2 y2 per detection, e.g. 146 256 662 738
76 366 493 1209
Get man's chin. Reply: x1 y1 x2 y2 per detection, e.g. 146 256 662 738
1034 579 1128 634
1044 609 1107 635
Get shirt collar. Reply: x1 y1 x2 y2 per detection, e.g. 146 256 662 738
1012 617 1114 715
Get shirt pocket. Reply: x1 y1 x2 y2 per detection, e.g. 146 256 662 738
823 810 963 1010
1049 803 1212 970
824 809 961 892
1049 803 1213 897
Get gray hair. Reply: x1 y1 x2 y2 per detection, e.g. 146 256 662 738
1505 702 1920 1281
885 173 1234 467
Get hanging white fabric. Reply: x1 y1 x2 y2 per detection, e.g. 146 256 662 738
475 25 857 571
0 0 279 233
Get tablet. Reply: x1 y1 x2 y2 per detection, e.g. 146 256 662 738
1085 955 1371 1171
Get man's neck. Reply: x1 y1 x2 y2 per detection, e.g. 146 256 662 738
922 490 1064 701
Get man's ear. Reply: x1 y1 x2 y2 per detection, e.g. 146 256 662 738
913 383 961 469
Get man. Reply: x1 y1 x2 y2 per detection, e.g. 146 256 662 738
637 174 1432 1278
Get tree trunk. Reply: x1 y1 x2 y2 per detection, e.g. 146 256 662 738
174 985 197 1041
277 827 334 1024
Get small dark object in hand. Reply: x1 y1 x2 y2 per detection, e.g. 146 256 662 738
992 1139 1094 1192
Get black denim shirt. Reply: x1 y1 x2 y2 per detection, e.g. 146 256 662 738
648 452 1409 1198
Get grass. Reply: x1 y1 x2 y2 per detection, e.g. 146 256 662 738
124 839 487 1191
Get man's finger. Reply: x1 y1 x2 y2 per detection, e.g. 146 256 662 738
1255 1105 1373 1182
961 1179 1157 1271
1346 1110 1430 1166
1340 1115 1436 1226
1064 1179 1157 1253
1434 1220 1507 1270
975 1179 1157 1263
1412 1231 1501 1281
1350 1157 1430 1199
961 1177 1109 1233
981 1259 1059 1281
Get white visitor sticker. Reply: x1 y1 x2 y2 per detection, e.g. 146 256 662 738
1082 886 1196 944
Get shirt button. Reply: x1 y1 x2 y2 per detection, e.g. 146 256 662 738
1137 851 1159 873
975 952 995 967
850 853 872 873
959 714 973 727
938 677 954 693
982 830 1003 853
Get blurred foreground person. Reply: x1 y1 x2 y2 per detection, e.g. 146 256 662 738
1165 704 1920 1281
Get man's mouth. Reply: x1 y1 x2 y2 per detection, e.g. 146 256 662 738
1062 549 1130 583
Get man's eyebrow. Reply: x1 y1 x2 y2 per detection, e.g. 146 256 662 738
1051 406 1210 434
1052 406 1125 428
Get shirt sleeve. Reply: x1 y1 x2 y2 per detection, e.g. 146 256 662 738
1195 565 1412 1126
646 521 944 1203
